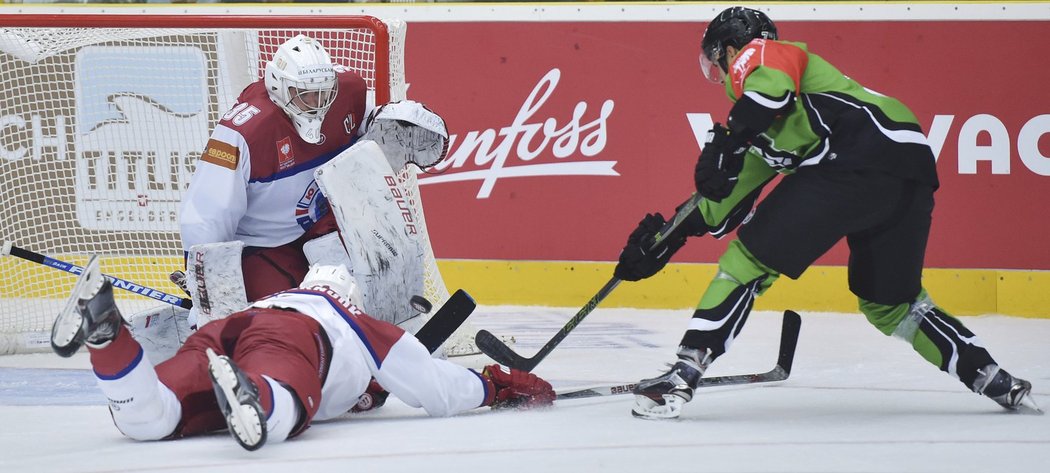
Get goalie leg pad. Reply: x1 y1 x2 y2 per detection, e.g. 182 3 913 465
127 304 192 365
302 231 352 268
187 241 249 327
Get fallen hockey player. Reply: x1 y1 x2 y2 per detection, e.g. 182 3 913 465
51 256 555 451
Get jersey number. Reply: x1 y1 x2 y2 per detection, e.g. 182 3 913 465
223 103 261 126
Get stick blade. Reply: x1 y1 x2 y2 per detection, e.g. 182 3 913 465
777 310 802 376
414 289 476 354
476 329 533 370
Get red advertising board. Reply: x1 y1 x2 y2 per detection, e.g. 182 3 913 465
406 21 1050 271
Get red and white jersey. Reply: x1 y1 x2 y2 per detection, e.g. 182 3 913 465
180 70 370 251
251 288 489 420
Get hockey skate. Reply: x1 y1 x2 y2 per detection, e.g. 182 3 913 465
206 348 268 450
51 255 123 358
975 364 1043 415
632 346 712 420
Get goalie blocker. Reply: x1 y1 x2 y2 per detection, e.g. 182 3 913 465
313 100 449 332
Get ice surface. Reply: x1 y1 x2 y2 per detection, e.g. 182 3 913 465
1 307 1047 472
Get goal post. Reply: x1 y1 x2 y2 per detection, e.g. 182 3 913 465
0 14 451 354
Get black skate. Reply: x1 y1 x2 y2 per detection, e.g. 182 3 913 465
632 346 712 420
975 364 1043 415
206 348 268 450
51 255 123 358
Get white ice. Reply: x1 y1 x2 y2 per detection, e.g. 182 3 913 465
1 307 1047 473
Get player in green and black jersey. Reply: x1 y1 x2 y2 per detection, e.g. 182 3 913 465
615 6 1041 419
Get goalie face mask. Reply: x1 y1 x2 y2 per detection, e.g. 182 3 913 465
265 34 339 144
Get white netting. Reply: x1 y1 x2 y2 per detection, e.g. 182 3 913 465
0 16 453 355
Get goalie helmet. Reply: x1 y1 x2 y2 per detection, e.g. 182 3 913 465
699 7 778 83
264 34 339 144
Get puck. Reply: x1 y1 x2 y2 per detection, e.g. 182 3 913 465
410 295 432 314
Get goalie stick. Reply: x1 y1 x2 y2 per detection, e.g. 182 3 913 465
475 192 705 372
2 241 193 309
556 310 801 400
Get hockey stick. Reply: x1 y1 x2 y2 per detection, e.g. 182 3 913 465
2 241 193 309
556 310 802 400
475 192 705 372
414 289 477 354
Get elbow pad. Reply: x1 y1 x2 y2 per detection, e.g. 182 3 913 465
727 91 795 144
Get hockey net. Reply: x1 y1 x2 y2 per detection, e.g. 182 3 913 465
0 15 461 355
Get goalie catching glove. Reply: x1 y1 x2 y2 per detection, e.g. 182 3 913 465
361 100 449 171
480 364 556 409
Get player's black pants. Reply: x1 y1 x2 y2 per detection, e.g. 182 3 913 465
683 165 997 390
740 165 931 306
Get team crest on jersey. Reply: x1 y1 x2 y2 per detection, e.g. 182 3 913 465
732 47 758 79
295 180 330 230
343 114 356 135
277 136 295 170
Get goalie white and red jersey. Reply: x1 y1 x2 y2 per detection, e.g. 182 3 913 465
179 69 370 253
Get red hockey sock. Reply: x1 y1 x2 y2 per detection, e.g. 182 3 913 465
88 325 143 377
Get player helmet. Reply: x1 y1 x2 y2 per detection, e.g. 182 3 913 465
264 35 339 144
300 264 362 306
699 7 778 83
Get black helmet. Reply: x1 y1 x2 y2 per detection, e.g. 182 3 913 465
700 7 778 83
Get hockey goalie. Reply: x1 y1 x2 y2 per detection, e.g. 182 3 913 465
128 34 455 366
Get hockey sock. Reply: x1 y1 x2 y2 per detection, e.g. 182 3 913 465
681 276 766 357
861 292 996 390
89 325 180 440
88 324 147 375
261 376 301 442
681 240 776 357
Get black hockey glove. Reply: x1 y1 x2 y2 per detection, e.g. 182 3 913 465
694 123 749 202
614 213 688 282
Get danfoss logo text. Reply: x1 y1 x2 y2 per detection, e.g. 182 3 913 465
419 69 617 199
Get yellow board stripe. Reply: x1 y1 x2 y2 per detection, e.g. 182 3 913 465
5 257 1045 318
438 260 1049 319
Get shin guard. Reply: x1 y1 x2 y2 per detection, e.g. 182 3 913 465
865 295 995 390
680 276 766 358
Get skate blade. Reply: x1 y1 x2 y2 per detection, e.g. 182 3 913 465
51 255 103 356
1016 395 1045 416
630 394 685 420
50 306 84 355
207 349 266 450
